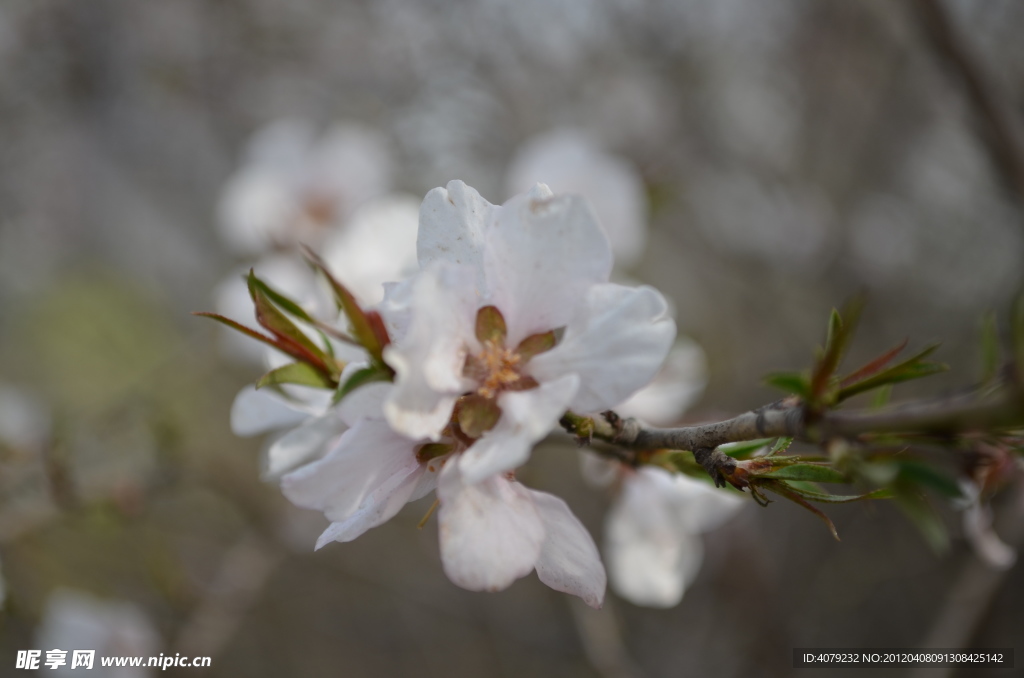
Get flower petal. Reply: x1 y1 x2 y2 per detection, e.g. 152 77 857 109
417 180 493 275
529 489 606 609
437 462 544 592
615 338 708 426
457 374 579 484
320 194 420 306
604 470 701 608
529 283 675 413
264 410 347 479
313 467 424 549
281 419 420 523
383 262 479 440
483 187 613 344
230 385 313 437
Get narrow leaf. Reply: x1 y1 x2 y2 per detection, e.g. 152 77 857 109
761 479 840 541
335 364 392 402
837 344 944 400
783 483 893 503
248 270 330 366
768 437 793 456
763 372 811 399
761 464 849 483
896 461 962 499
301 246 387 363
839 339 908 388
720 439 773 459
980 311 999 383
257 362 334 390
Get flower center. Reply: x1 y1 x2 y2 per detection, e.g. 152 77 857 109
472 340 525 399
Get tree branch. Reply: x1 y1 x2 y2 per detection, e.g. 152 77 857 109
566 385 1024 462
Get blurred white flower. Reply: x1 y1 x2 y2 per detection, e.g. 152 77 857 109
506 129 648 269
383 180 675 486
320 193 421 306
615 338 708 426
0 383 51 453
36 589 160 677
605 466 744 608
958 480 1016 570
213 196 419 367
217 119 392 257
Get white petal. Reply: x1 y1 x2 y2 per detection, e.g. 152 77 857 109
308 124 392 216
383 262 478 440
578 451 619 489
320 194 420 306
313 467 424 549
458 374 579 484
604 471 701 608
437 462 544 592
529 283 675 413
264 410 347 479
417 180 493 275
216 168 298 257
229 386 312 437
529 489 606 609
615 338 708 426
281 419 420 523
962 496 1017 570
483 189 613 344
335 362 394 425
653 468 746 535
505 129 648 268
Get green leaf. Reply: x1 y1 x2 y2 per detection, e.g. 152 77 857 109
257 362 334 390
768 437 793 456
811 297 864 400
839 339 908 388
302 247 389 364
720 439 773 459
837 344 945 400
475 306 507 345
871 384 893 409
193 312 280 351
760 479 840 541
761 464 849 483
895 492 949 553
335 364 392 402
896 461 962 499
248 271 332 369
980 311 999 383
763 371 811 399
783 483 893 503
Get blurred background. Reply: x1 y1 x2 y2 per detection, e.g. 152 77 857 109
1 0 1023 676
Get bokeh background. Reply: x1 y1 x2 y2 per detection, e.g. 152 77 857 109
1 0 1023 676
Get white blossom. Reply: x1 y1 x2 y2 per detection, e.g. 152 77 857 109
958 479 1016 570
604 466 744 608
217 119 392 257
36 589 159 678
382 180 675 486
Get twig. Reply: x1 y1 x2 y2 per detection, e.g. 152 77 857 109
565 385 1024 460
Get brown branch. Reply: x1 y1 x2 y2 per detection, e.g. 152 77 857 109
911 0 1024 207
566 386 1024 461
